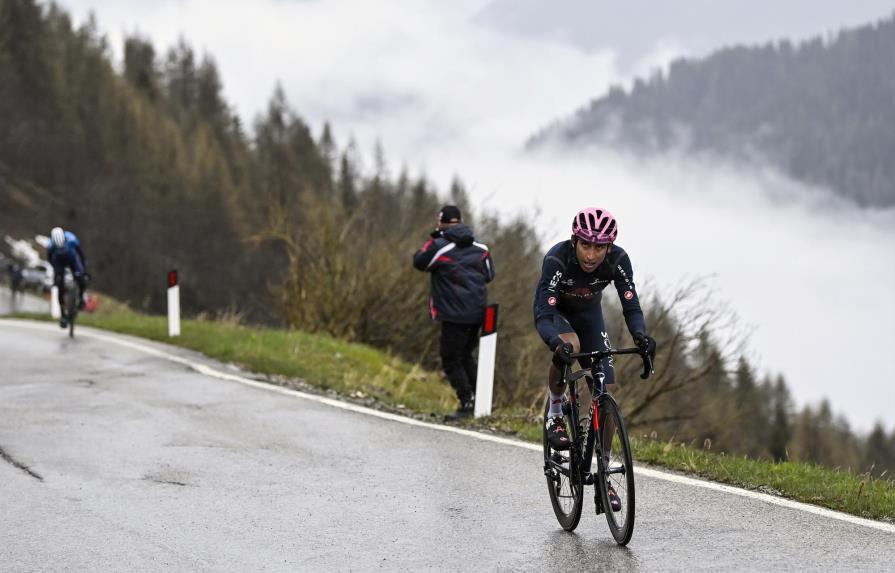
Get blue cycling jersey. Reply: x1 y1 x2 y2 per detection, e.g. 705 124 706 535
533 240 646 349
47 231 87 275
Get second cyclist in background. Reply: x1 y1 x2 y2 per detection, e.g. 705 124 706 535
47 226 89 328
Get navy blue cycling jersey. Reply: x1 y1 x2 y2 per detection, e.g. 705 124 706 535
47 231 87 276
533 240 646 349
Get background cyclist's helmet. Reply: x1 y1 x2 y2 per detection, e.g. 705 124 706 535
572 207 617 244
50 227 66 249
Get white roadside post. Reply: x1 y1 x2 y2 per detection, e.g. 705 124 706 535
167 269 180 337
50 286 61 318
474 304 499 418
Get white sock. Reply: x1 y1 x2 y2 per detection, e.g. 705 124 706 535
547 391 564 418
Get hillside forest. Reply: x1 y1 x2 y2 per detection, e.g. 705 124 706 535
529 13 895 209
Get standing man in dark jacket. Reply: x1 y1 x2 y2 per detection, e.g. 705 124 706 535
413 205 495 417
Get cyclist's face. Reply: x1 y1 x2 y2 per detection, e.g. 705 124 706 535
574 238 610 272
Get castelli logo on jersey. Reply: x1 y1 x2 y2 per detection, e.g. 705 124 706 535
548 296 557 306
624 290 634 300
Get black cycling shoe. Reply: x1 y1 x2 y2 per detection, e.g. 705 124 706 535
59 315 68 329
546 416 571 450
606 484 622 512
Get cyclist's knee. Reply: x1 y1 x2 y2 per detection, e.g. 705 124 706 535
558 332 580 353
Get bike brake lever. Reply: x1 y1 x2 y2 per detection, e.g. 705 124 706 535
639 353 654 380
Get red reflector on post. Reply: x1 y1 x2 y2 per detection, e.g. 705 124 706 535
482 304 499 335
168 269 178 288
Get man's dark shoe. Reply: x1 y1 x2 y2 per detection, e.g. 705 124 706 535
447 401 474 420
606 484 622 512
546 416 571 450
59 315 68 329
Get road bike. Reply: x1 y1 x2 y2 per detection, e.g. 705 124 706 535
543 345 653 545
61 271 79 338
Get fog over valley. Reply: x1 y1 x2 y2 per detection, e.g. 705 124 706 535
59 0 895 431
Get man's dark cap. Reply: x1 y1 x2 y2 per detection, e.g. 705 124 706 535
439 205 462 223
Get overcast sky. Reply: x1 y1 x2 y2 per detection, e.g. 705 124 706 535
477 0 895 72
57 0 895 431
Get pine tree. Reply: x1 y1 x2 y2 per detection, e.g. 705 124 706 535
862 422 893 478
767 375 792 461
123 35 158 100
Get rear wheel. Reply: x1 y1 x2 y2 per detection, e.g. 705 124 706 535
597 394 635 545
543 398 583 531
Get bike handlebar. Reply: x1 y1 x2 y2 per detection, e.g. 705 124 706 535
569 346 655 380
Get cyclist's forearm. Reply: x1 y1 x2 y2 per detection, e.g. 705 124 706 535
622 309 646 339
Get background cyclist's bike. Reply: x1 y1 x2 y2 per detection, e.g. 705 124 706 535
62 271 79 338
543 345 653 545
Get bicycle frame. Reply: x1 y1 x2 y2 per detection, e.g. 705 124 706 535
546 347 651 486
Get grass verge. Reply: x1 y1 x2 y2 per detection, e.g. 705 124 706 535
11 304 894 522
633 437 894 522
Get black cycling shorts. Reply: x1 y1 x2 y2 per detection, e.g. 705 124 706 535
536 309 616 385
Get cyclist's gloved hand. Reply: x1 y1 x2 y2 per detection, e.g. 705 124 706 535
634 333 656 357
552 341 574 368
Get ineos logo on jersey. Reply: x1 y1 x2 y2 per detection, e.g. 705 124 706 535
601 331 615 367
548 270 562 291
601 331 612 349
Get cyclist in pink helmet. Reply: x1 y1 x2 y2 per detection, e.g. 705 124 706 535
533 207 656 508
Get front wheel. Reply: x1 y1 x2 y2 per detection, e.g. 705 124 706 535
596 394 635 545
66 286 77 338
543 398 583 531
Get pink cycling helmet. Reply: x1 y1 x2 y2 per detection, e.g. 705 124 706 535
572 207 617 244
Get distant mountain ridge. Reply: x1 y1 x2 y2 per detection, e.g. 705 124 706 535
528 14 895 208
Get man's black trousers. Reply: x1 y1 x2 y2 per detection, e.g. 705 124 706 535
439 321 480 405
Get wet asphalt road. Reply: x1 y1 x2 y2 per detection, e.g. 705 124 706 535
1 320 893 572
